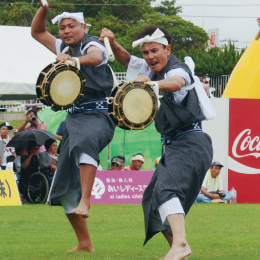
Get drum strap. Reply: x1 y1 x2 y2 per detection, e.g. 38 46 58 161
67 98 108 114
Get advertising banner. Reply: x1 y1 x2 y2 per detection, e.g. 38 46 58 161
91 171 154 204
228 99 260 202
0 171 21 206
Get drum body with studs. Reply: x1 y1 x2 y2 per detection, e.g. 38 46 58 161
108 82 158 130
36 62 85 110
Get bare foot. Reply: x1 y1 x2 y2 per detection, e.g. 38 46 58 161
163 241 191 260
67 245 95 253
72 202 90 218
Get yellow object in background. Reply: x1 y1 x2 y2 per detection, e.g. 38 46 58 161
222 31 260 99
0 171 21 206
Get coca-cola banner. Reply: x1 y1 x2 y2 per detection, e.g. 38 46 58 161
91 171 153 204
229 99 260 203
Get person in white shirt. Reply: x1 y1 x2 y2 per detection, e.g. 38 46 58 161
195 161 233 203
0 122 16 169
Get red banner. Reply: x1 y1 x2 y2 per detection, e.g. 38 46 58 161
91 171 153 204
228 99 260 202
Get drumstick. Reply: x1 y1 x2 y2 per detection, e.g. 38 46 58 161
104 37 115 62
40 0 48 7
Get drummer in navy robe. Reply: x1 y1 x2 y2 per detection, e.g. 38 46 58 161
31 2 115 253
100 27 213 260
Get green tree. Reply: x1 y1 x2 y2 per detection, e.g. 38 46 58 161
1 0 243 76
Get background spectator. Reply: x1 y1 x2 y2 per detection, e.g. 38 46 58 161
154 157 161 169
17 109 48 133
201 77 209 96
0 122 16 169
14 148 28 181
55 120 64 141
116 155 125 169
17 110 48 152
124 153 144 171
110 156 123 171
195 161 233 203
39 139 58 175
19 141 41 201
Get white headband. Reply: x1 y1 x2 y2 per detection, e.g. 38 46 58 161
132 28 168 48
131 155 144 163
52 12 85 25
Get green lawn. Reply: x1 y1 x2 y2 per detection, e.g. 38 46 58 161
0 203 260 260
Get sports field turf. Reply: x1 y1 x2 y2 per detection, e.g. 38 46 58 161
0 203 260 260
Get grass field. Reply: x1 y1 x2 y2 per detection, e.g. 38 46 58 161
0 203 260 260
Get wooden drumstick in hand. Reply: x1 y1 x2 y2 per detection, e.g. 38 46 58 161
40 0 48 8
104 37 115 62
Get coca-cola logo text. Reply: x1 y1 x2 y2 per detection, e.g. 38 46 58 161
232 129 260 158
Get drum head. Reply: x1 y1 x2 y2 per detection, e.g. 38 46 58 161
108 82 157 130
123 88 153 123
36 62 85 110
50 70 82 107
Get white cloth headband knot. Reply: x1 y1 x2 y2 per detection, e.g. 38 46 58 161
52 12 85 25
132 28 168 48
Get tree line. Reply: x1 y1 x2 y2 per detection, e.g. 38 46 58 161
1 0 244 76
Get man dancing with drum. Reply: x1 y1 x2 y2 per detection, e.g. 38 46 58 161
31 1 115 252
100 27 213 260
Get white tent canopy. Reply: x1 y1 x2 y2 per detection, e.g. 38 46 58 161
0 26 56 100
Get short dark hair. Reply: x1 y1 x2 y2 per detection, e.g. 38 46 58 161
135 26 172 45
133 153 144 157
26 109 37 116
7 155 15 163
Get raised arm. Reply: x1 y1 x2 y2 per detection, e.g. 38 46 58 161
99 28 131 68
31 0 57 54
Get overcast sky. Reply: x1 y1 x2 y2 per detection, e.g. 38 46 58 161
154 0 260 49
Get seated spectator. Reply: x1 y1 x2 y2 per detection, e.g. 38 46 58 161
124 153 144 171
18 141 41 200
14 148 28 173
39 139 58 175
154 157 161 169
110 156 123 171
195 161 233 203
17 109 48 132
0 122 16 169
14 148 28 181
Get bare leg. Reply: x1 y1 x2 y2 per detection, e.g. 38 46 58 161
72 164 96 218
162 229 173 247
66 213 95 252
163 214 191 260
